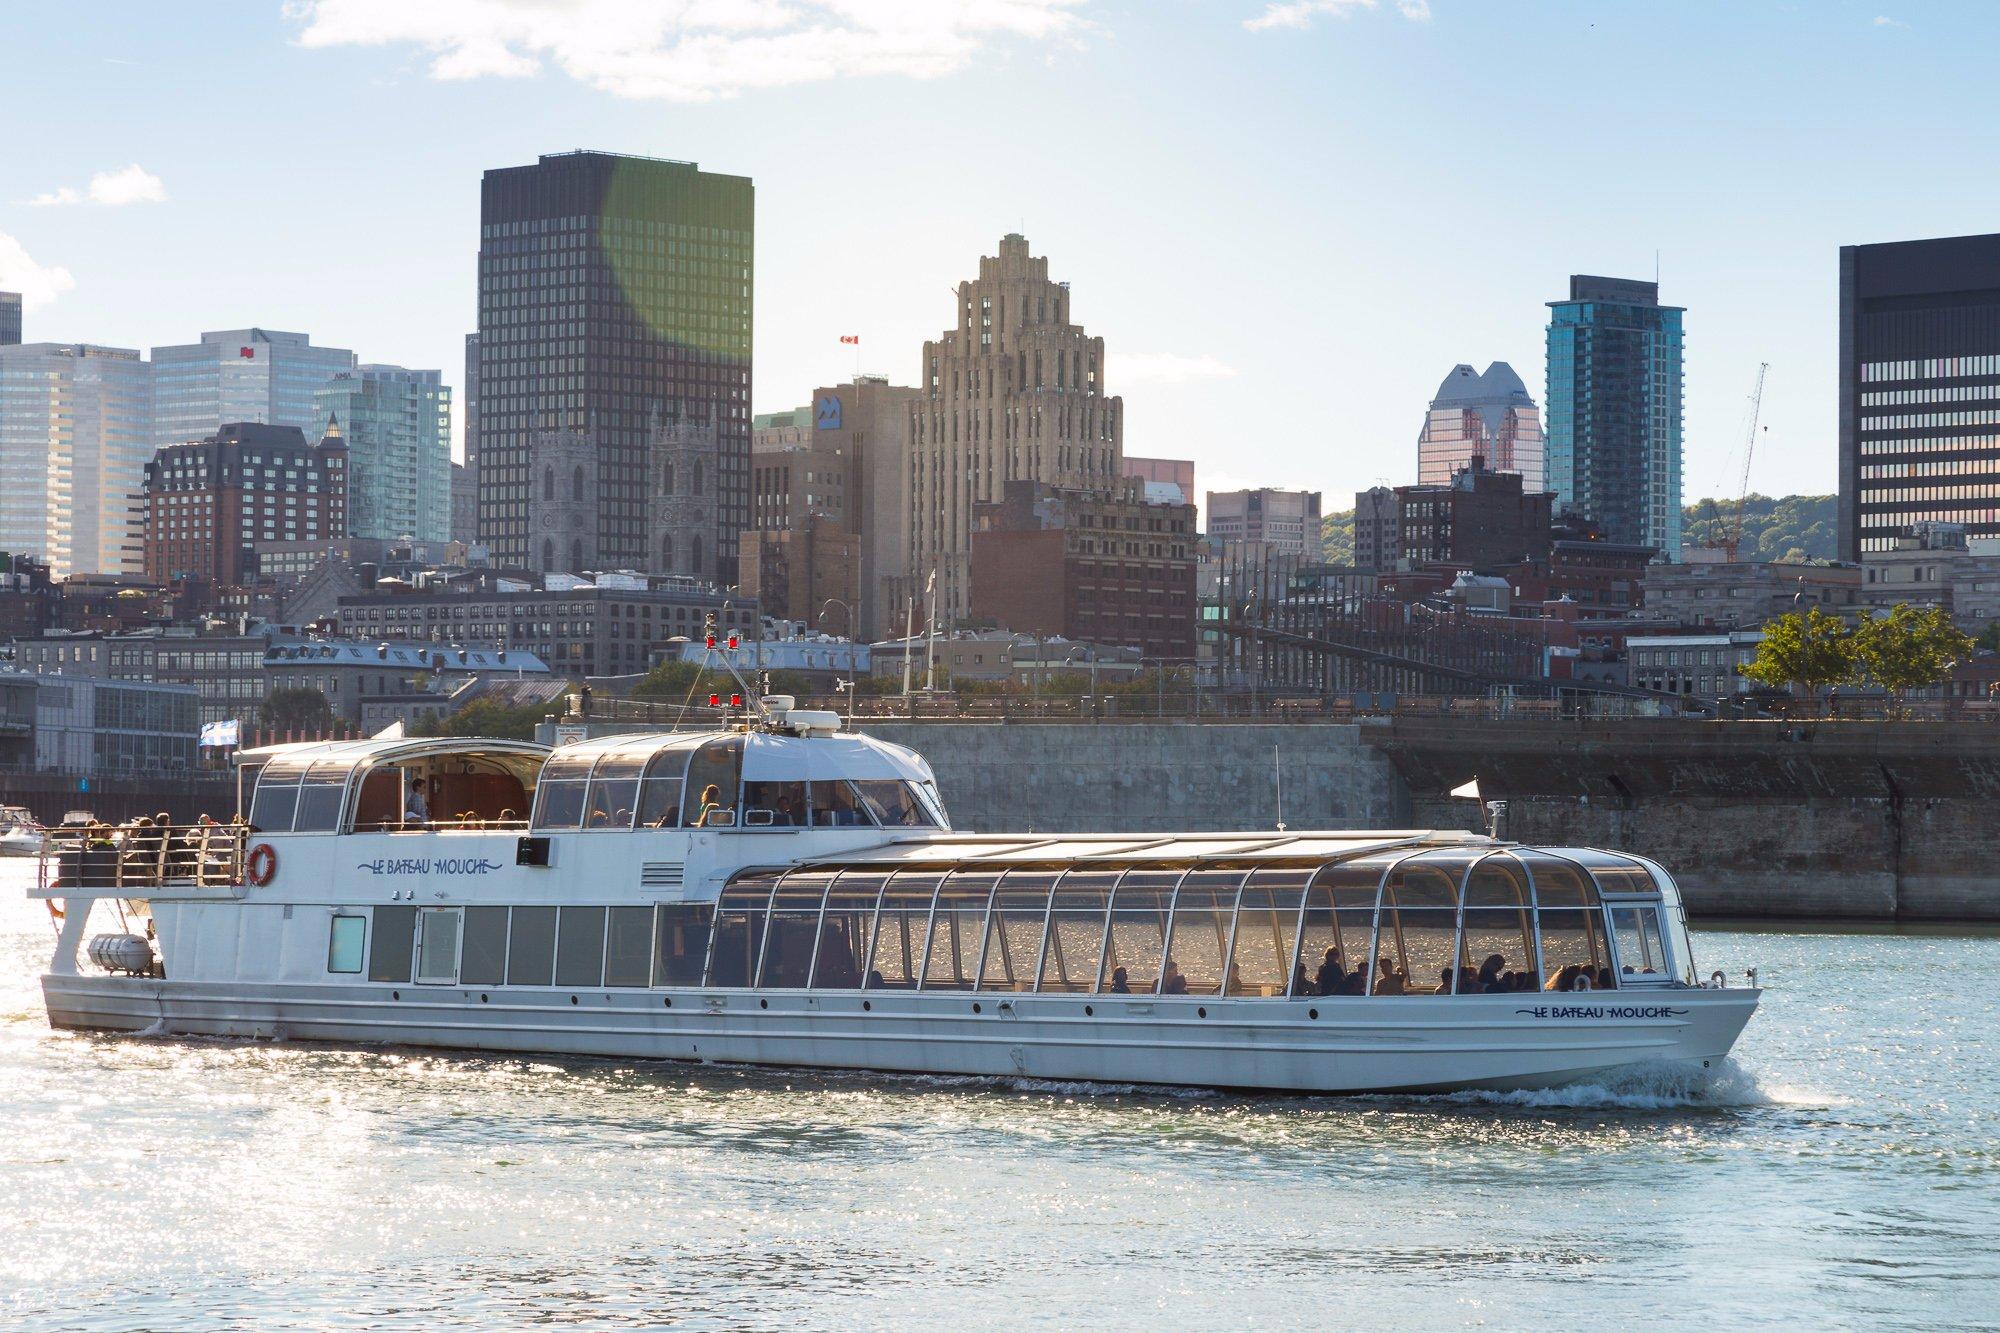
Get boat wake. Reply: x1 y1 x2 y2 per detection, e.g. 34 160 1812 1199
1428 1058 1831 1111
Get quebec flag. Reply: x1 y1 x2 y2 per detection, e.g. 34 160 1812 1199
199 719 240 748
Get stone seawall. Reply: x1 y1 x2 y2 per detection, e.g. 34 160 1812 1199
1366 718 2000 923
854 722 1408 834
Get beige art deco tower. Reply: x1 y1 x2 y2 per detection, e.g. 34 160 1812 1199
905 234 1123 625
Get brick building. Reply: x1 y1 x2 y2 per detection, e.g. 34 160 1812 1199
1392 456 1554 568
969 479 1196 662
738 514 862 634
143 422 347 589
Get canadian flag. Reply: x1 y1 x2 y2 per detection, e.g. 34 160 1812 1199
239 347 255 359
839 335 859 345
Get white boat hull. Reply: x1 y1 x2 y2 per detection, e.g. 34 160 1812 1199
41 974 1758 1094
0 832 46 858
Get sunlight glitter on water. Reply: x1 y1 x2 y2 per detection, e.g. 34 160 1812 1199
0 864 1995 1329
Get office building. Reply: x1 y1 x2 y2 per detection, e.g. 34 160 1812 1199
149 328 356 451
0 292 20 346
1205 487 1322 559
738 514 863 635
969 479 1197 663
451 462 476 545
336 573 757 679
1392 457 1555 568
1626 631 1765 701
314 365 452 543
142 422 348 588
0 343 154 577
758 378 920 638
462 332 480 527
1641 559 1861 630
1839 232 2000 560
1353 486 1399 572
1417 362 1544 491
1546 276 1684 556
1123 456 1195 504
476 151 754 581
910 234 1124 625
32 674 198 774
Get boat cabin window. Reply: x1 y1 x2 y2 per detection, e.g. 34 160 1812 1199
707 875 777 987
759 873 831 987
369 905 417 983
248 756 313 831
585 754 646 830
1299 858 1390 996
1100 870 1177 994
461 907 509 986
326 915 366 974
1165 869 1246 996
864 871 942 989
655 905 713 986
851 780 932 828
531 750 594 831
684 736 744 828
639 751 687 828
1609 905 1671 983
1038 869 1114 993
923 871 994 991
556 906 608 987
809 779 869 828
1232 868 1309 997
507 906 558 986
742 781 807 827
984 871 1056 991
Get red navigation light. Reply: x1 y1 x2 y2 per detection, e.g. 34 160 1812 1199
707 693 720 707
705 633 716 649
730 693 743 708
727 634 739 650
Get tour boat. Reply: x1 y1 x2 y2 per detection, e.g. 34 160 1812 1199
30 702 1759 1094
0 806 46 858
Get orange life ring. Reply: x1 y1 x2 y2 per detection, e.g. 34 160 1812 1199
245 842 278 887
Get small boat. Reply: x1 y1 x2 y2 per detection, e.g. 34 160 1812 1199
0 806 46 858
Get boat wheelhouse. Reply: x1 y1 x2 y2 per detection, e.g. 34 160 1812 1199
32 716 1758 1094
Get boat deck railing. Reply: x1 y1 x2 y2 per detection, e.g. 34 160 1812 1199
38 825 247 893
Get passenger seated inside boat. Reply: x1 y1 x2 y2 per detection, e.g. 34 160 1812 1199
1314 947 1343 995
1161 959 1188 994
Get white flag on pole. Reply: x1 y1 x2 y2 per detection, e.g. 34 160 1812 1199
1449 777 1481 800
198 719 240 748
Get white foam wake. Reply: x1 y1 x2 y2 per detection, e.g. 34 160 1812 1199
1432 1058 1831 1111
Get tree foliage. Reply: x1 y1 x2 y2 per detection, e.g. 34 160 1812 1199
1681 493 1837 563
410 695 560 742
1739 607 1855 696
1320 510 1355 565
259 685 334 732
1851 605 1973 701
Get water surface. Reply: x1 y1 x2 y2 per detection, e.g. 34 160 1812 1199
0 868 1993 1329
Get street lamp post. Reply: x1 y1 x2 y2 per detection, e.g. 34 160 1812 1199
818 597 857 725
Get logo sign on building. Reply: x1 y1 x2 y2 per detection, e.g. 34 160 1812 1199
815 394 843 430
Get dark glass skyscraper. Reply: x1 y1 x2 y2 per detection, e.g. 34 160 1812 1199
1839 232 2000 560
1545 275 1684 557
476 151 753 579
0 292 20 347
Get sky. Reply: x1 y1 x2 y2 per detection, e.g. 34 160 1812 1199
2 0 1996 516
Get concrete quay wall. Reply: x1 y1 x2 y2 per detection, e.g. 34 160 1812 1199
855 722 1409 835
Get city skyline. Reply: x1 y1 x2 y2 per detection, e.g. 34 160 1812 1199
4 3 1993 516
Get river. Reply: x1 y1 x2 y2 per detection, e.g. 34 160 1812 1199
0 865 1994 1329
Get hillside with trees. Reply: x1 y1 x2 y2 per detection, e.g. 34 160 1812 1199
1319 492 1838 565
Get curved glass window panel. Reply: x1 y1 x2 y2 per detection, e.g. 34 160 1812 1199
920 871 994 991
1585 863 1658 898
979 872 1054 991
812 873 881 988
742 781 807 828
1463 856 1532 909
683 736 743 828
1375 907 1454 996
852 780 935 828
707 874 778 986
583 782 634 829
864 872 940 988
532 779 586 831
540 750 596 783
1310 858 1389 910
1383 856 1471 910
1100 870 1178 993
809 779 871 828
1230 868 1309 996
643 747 693 784
293 764 349 832
1520 854 1598 907
249 777 300 833
1163 870 1243 997
637 777 683 828
759 873 833 987
1536 908 1615 991
1460 907 1538 992
258 755 316 785
1037 870 1115 993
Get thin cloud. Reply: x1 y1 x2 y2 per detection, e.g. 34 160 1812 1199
1872 15 1907 27
0 233 77 310
287 0 1094 102
1245 0 1427 32
1118 352 1240 384
29 164 168 208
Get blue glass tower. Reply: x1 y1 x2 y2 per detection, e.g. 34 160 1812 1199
1545 276 1684 558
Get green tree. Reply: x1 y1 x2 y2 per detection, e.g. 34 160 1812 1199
1321 509 1355 565
411 694 563 742
260 685 334 733
1680 493 1837 561
1740 607 1856 697
1852 604 1973 706
630 659 709 700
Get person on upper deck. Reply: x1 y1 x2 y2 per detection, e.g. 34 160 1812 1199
696 784 724 827
405 781 429 825
1315 947 1344 996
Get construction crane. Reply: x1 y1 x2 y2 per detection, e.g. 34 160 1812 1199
1723 363 1769 560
